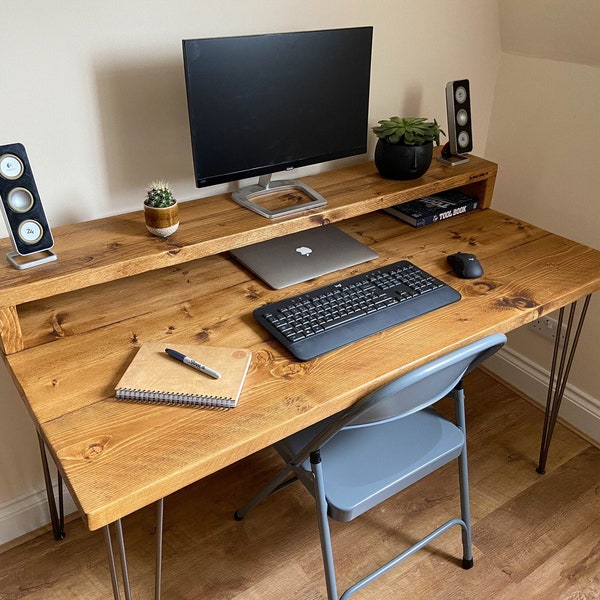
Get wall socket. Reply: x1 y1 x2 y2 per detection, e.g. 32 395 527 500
528 315 566 343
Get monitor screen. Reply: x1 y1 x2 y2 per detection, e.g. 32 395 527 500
182 27 373 200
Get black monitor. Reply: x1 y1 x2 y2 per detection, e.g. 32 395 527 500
182 27 373 218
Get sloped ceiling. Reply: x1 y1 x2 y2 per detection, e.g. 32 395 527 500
499 0 600 67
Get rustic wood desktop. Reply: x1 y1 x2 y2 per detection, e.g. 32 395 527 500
2 152 599 598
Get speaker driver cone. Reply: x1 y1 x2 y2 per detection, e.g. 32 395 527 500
8 187 35 213
457 131 471 149
18 219 44 244
456 109 469 127
455 86 468 103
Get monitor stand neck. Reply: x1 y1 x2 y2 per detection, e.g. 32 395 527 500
232 173 327 219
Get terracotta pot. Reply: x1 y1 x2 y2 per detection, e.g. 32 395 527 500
144 202 179 237
374 139 433 180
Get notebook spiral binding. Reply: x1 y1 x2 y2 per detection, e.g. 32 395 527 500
115 388 234 409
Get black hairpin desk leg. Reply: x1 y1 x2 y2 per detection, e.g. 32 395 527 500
537 295 592 474
37 432 65 541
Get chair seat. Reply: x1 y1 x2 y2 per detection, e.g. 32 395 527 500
278 408 464 522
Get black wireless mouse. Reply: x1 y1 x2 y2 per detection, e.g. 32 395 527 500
447 252 484 279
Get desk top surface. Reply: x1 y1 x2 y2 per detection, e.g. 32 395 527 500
6 207 600 530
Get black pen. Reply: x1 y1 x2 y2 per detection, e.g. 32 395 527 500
165 348 221 379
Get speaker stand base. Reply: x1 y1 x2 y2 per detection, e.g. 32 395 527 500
7 249 57 270
437 154 470 166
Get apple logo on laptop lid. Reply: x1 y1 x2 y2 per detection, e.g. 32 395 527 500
296 246 312 257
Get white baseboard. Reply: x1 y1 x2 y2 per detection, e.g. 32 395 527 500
0 483 76 547
485 346 600 443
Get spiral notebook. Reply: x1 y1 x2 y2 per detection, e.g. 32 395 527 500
115 343 252 409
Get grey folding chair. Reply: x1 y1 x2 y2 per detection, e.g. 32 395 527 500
235 333 506 599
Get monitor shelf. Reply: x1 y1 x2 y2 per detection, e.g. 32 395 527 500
0 152 496 354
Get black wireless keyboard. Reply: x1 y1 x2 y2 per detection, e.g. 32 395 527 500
254 260 461 360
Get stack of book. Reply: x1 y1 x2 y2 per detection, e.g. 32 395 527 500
385 189 479 228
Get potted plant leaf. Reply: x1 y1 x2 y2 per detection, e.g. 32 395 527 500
143 180 179 237
372 117 445 180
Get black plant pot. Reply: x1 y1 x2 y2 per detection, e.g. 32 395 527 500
374 139 433 180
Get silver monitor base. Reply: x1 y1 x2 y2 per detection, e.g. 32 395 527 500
232 174 327 219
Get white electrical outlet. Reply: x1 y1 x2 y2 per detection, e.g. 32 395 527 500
528 316 566 343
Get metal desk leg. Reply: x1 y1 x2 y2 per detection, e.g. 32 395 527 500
104 523 129 600
103 498 164 600
37 432 65 541
155 498 164 599
537 295 592 474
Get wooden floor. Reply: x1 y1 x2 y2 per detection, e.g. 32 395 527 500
1 369 598 599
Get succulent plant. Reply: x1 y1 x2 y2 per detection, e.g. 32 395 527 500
372 117 445 146
144 180 176 208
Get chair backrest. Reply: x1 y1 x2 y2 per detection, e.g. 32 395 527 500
288 334 506 467
347 333 507 427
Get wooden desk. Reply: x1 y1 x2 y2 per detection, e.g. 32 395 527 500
2 156 600 597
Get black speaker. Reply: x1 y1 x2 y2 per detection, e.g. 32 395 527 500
438 79 473 166
0 143 56 269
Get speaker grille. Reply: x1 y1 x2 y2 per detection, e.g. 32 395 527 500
445 79 473 156
0 142 55 257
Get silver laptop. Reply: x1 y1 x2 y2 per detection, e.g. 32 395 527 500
231 225 378 289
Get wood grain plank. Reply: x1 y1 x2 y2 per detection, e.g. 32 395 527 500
0 305 23 354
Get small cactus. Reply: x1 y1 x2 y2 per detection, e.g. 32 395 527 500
144 180 176 208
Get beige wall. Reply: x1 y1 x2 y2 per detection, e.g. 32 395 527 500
0 0 500 234
1 0 504 544
485 2 600 413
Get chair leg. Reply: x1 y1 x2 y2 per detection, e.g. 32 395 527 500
311 451 339 600
234 466 298 520
453 385 473 568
